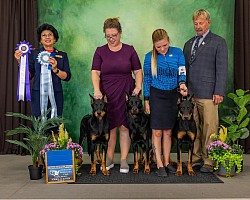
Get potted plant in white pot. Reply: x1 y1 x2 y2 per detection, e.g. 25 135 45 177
5 110 66 180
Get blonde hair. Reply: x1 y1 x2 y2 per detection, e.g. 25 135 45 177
192 9 211 21
151 29 170 76
103 17 122 33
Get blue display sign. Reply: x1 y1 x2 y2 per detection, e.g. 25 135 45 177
46 150 76 184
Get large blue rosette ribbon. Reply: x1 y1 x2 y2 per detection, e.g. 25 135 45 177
37 51 57 119
15 41 32 101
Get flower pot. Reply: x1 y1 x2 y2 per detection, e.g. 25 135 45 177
217 162 236 177
28 165 43 180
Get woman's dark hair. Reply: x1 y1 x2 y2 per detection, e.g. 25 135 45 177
37 23 59 42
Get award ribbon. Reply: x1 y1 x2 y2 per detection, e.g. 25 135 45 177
16 41 32 101
37 51 57 119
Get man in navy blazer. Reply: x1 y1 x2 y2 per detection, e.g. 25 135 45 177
183 9 228 173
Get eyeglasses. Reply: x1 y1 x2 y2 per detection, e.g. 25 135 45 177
41 33 54 38
105 33 119 40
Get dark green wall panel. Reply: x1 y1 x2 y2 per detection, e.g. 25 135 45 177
38 0 235 142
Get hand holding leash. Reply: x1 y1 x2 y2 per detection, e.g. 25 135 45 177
132 87 141 96
178 83 188 96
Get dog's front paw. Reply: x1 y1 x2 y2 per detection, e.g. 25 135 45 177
175 170 183 176
89 168 96 176
188 170 196 176
133 167 139 173
102 169 110 176
144 167 150 174
89 163 97 176
187 164 196 176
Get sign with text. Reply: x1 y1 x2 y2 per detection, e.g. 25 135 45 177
46 150 76 184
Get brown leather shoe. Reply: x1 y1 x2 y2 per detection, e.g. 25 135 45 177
192 159 204 167
200 164 214 173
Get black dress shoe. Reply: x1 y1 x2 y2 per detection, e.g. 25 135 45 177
165 164 176 174
156 167 168 177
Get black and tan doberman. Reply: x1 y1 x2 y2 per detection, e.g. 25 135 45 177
175 95 197 176
79 94 110 176
126 91 152 174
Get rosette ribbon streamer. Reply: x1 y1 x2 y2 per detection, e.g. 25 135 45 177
16 41 32 101
37 51 57 119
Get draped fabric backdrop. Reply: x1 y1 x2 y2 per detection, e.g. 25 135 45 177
234 0 250 153
37 0 235 144
0 0 38 154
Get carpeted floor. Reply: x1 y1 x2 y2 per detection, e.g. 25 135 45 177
72 164 223 184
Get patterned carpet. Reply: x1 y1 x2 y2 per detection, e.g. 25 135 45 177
72 163 223 184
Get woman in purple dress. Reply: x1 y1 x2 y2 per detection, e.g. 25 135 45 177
91 18 142 173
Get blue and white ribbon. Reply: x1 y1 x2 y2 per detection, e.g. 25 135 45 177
37 51 57 119
16 41 32 101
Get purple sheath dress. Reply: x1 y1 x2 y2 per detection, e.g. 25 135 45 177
92 44 141 129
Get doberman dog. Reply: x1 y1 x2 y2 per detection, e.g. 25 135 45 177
126 91 151 174
174 94 197 176
79 94 110 176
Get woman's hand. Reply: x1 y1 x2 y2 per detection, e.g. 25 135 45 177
144 100 150 114
132 87 141 96
49 57 58 71
179 83 188 96
14 50 22 63
133 69 143 96
94 90 103 99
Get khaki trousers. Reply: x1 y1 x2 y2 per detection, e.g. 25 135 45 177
192 98 218 166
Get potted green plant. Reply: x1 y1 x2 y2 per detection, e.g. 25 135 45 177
208 126 244 177
220 89 250 144
5 110 65 180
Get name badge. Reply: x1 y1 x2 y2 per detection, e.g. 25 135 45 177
179 66 186 75
55 55 62 58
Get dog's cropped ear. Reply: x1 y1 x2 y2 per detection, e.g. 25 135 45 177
125 92 129 101
138 90 142 100
181 95 187 101
103 95 108 103
177 97 181 105
89 94 95 104
187 94 194 102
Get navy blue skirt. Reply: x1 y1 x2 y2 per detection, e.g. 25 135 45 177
149 86 178 130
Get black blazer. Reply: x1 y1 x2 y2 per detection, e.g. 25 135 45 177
183 31 228 99
29 47 71 92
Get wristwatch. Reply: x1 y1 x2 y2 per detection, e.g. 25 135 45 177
54 69 60 74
